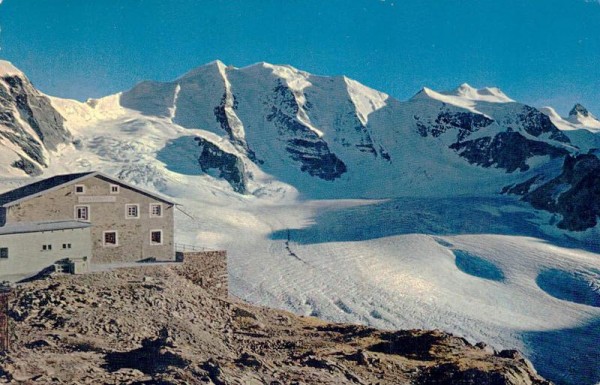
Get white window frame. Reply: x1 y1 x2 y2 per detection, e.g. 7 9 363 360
0 247 7 259
103 230 119 247
125 204 140 219
110 184 120 194
74 184 86 194
74 205 90 221
149 203 163 218
150 229 163 245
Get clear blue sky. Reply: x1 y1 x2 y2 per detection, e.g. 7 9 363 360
0 0 599 115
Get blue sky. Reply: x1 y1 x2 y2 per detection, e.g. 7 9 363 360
0 0 599 114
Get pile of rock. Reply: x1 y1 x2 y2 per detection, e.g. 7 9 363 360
0 264 551 384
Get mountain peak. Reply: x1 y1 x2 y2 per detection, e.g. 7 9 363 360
562 103 600 131
180 60 229 79
208 59 227 68
456 83 476 93
410 87 438 101
538 106 562 120
444 83 513 103
569 103 590 117
0 60 24 77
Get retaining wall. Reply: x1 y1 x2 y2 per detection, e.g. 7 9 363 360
173 250 228 297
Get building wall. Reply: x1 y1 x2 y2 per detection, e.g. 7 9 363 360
4 176 175 264
173 250 228 297
0 227 92 281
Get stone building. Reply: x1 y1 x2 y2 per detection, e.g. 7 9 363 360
0 171 175 279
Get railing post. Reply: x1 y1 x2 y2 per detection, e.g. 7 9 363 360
0 289 11 353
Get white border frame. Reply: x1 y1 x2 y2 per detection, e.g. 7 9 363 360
125 204 140 219
149 203 163 218
110 184 120 194
103 230 119 247
74 205 91 222
74 184 86 195
150 229 163 245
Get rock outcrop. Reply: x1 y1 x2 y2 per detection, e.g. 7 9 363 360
451 131 569 173
194 136 248 194
522 153 600 231
0 265 552 385
0 63 70 175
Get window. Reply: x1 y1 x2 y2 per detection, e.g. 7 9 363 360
103 231 118 247
0 248 8 259
75 185 85 194
110 184 120 194
126 204 139 218
150 230 163 245
42 244 52 251
75 205 90 221
62 243 72 249
150 203 163 218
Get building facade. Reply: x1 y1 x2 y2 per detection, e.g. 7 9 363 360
0 172 176 266
0 221 92 282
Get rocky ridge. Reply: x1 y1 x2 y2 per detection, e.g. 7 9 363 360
0 61 70 175
519 153 600 231
0 264 552 385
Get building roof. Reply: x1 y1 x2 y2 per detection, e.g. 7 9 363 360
0 220 91 236
0 171 176 208
0 172 94 207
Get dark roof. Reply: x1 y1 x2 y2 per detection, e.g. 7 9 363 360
0 171 175 207
0 172 94 207
0 220 91 236
92 173 176 205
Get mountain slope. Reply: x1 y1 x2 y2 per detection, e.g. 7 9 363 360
0 60 71 176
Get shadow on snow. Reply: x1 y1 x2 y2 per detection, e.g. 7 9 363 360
522 318 600 385
271 196 599 253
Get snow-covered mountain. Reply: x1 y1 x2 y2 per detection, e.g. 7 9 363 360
2 59 600 385
540 103 600 133
61 61 579 197
3 56 600 235
46 61 600 228
2 59 600 230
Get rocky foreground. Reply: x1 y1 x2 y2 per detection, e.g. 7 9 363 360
0 264 551 385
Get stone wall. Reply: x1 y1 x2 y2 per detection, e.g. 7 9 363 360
173 250 228 297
